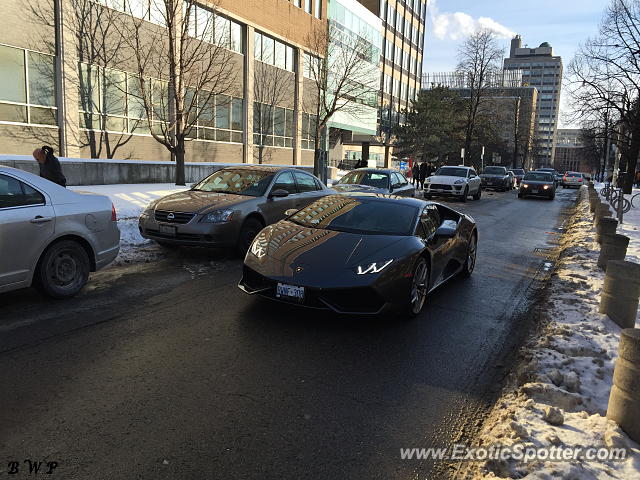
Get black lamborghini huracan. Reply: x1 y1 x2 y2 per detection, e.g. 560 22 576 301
238 193 478 317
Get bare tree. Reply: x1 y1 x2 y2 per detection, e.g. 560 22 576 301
23 0 134 158
456 29 503 168
304 22 380 176
566 0 640 192
114 0 237 185
253 62 293 164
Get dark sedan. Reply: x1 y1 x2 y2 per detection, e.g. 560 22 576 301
238 193 477 317
139 166 332 254
480 166 511 191
332 168 415 197
518 171 556 200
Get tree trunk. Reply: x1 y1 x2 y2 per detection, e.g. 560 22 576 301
175 139 186 186
622 120 640 193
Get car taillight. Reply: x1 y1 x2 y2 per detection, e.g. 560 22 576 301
111 203 117 221
578 178 582 181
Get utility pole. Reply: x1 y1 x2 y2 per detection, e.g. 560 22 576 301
480 146 485 171
461 148 465 166
53 0 67 156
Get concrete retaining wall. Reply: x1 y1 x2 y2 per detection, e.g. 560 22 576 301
0 155 314 186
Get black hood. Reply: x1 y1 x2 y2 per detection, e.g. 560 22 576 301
248 220 414 283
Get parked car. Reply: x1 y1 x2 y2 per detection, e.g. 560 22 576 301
536 168 562 187
518 171 556 200
0 166 120 298
332 168 415 197
562 171 585 188
506 171 517 189
139 166 332 254
508 168 526 186
424 166 482 202
239 193 478 317
480 166 511 191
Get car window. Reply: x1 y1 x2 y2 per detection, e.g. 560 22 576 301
434 167 467 177
192 169 274 196
272 172 298 194
338 171 390 189
293 171 318 192
419 205 441 238
391 173 403 186
0 174 45 208
469 170 477 177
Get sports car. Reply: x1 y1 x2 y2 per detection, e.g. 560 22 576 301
238 193 478 317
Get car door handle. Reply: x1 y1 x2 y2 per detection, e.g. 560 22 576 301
30 216 53 224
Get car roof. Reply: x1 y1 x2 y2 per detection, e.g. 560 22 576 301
220 165 300 174
350 168 398 174
439 165 473 170
340 191 428 207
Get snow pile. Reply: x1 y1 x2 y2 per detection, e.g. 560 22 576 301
467 188 640 479
70 184 187 265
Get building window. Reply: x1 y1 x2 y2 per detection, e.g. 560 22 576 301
305 0 311 14
303 52 321 79
255 32 296 72
184 3 243 53
314 0 321 19
253 102 295 148
0 44 56 126
301 112 317 150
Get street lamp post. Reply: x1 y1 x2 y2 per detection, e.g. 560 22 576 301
461 148 465 166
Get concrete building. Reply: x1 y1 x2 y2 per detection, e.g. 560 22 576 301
422 72 538 169
503 35 563 169
554 128 587 173
0 0 328 166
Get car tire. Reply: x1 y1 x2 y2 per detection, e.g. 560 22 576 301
460 186 468 202
424 193 432 200
36 239 90 298
473 186 481 200
237 217 264 257
518 193 523 199
549 194 555 200
404 257 429 317
461 232 477 278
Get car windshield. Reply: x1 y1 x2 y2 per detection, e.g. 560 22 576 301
289 195 418 236
337 171 389 189
192 169 274 196
510 169 525 175
567 172 582 177
434 167 467 177
483 167 506 175
524 172 553 182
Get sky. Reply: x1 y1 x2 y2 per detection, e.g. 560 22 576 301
422 0 608 127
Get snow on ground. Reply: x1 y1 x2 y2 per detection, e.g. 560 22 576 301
466 187 640 479
70 183 187 265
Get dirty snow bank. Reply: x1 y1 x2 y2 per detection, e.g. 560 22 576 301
466 187 640 479
70 184 187 265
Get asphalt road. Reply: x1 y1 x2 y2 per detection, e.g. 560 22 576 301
0 187 578 479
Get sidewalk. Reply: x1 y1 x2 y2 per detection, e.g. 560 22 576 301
70 183 187 265
464 187 640 479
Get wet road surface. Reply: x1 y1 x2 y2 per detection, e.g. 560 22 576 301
0 187 578 479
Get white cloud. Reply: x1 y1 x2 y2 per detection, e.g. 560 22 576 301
428 0 515 41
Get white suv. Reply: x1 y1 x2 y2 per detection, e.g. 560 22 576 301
424 166 482 202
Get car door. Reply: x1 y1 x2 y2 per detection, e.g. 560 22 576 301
292 171 328 206
468 169 480 193
263 171 300 224
0 173 55 290
417 205 451 287
391 172 414 196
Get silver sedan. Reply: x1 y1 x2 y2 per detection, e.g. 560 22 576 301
0 166 120 298
138 166 333 254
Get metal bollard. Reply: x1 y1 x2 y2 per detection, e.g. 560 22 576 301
607 328 640 444
599 260 640 327
597 234 630 269
596 217 619 244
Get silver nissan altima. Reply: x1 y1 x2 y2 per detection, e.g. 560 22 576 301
138 166 333 254
0 166 120 298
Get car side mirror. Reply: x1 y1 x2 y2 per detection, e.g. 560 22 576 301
435 224 457 238
284 208 298 217
269 189 289 198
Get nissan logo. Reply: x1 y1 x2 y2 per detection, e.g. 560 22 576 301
167 213 175 220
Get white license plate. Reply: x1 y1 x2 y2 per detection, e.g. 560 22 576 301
159 224 177 236
276 283 305 301
531 189 538 194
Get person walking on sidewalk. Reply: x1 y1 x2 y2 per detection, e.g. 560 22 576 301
33 146 66 187
419 161 428 189
411 162 419 186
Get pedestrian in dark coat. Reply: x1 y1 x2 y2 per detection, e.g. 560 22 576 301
33 146 66 187
419 161 428 189
411 162 419 186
